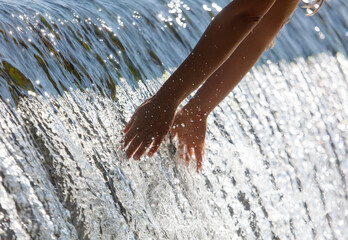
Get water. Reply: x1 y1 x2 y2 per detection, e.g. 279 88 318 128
0 0 347 239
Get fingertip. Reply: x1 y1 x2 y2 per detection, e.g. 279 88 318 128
148 135 165 157
147 152 154 157
196 165 202 174
125 145 133 158
170 128 177 138
188 147 194 157
125 151 132 159
126 137 143 159
195 151 203 173
146 145 156 157
147 148 155 157
134 139 152 159
147 144 159 157
195 152 203 163
185 152 191 164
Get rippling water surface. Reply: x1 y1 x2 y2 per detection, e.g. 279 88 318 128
0 0 347 239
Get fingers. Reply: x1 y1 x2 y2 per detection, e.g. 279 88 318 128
176 135 205 172
126 134 165 160
125 135 143 158
133 138 153 160
178 140 186 159
124 128 137 148
148 135 165 157
171 128 177 139
195 149 203 173
184 151 191 165
194 144 204 173
170 123 178 139
123 116 135 133
176 140 191 166
187 146 194 158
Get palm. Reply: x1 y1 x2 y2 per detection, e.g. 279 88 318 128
123 96 176 159
171 107 208 171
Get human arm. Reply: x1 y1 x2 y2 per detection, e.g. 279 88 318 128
154 0 278 107
171 0 301 169
123 0 278 159
183 0 300 115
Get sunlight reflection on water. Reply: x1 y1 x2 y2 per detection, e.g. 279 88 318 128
0 0 347 239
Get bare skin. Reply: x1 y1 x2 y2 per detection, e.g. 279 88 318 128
171 105 208 170
123 0 301 171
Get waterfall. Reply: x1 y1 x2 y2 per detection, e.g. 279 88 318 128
0 0 347 239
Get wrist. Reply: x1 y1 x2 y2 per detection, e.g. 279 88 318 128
152 89 180 112
155 85 183 109
182 99 210 119
185 95 214 117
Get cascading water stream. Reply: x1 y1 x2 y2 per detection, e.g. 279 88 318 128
0 0 347 239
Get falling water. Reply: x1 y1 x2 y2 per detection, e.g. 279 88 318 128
0 0 347 239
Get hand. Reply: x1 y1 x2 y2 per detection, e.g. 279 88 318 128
123 95 177 159
171 105 208 172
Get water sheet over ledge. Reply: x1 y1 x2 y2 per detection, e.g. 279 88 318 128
0 0 348 239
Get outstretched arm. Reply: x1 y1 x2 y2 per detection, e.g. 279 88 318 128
123 0 277 159
155 0 277 107
172 0 300 170
183 0 300 115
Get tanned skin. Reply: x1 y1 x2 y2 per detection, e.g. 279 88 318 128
123 0 301 172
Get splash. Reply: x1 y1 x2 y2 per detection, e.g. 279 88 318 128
0 0 348 239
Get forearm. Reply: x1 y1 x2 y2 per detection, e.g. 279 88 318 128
186 0 300 115
156 0 276 108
